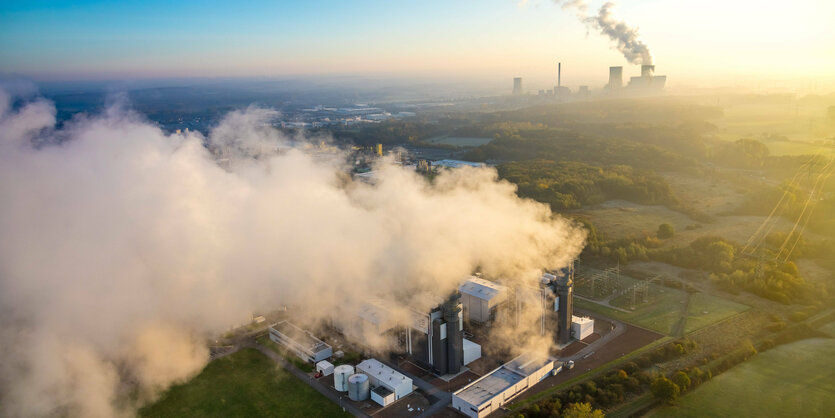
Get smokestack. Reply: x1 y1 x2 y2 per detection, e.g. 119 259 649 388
558 62 561 88
641 64 655 78
608 66 623 89
554 264 574 345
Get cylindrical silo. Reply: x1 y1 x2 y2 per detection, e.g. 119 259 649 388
333 365 354 392
347 373 369 401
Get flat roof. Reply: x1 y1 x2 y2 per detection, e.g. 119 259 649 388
455 368 523 406
459 276 508 301
571 315 594 325
455 353 552 406
270 321 331 354
357 359 411 389
372 386 394 397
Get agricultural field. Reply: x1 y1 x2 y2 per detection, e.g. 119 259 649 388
424 135 493 147
140 348 348 418
821 321 835 336
649 338 835 418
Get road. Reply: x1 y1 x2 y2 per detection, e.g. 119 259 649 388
244 338 371 418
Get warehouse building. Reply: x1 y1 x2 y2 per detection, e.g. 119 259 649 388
356 358 414 407
268 321 332 363
459 276 509 323
452 354 555 418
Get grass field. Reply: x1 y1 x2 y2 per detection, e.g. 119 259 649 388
576 284 748 336
649 338 835 418
683 293 750 334
820 321 835 336
140 348 348 418
424 135 493 147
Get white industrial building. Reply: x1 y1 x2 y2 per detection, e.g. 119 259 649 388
356 358 414 407
459 276 509 323
334 298 397 340
268 321 332 363
316 360 334 376
452 354 555 418
463 338 481 365
571 315 594 341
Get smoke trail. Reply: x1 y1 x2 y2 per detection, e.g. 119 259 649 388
0 88 585 417
555 0 653 65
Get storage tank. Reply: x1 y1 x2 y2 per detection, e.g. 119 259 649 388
333 365 354 392
347 373 370 401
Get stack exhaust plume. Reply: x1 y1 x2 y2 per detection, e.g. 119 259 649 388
641 64 655 78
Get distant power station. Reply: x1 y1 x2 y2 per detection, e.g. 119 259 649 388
608 64 666 92
512 77 523 95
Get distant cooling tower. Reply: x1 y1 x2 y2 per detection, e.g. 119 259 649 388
608 66 623 89
641 65 655 78
512 77 523 95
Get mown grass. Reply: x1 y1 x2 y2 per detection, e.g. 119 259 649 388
140 348 348 418
648 338 835 418
683 293 750 334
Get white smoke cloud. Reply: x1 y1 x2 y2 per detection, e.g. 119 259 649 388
555 0 653 65
0 89 585 417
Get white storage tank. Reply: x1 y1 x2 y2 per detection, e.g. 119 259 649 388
347 373 370 401
334 365 354 392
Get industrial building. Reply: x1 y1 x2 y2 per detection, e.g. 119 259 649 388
571 315 594 340
268 321 332 363
452 354 556 418
627 64 666 91
459 276 509 323
405 292 469 375
356 358 414 407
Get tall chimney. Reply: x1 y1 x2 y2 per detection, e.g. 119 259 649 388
558 62 561 88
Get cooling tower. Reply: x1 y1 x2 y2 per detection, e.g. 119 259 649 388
608 66 623 89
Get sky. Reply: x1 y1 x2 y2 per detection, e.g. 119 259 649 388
1 0 835 91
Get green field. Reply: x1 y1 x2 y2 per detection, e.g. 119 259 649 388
683 293 750 333
140 348 348 418
820 321 835 336
425 135 493 147
576 287 748 336
649 338 835 418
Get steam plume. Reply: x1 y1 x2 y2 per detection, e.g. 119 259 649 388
556 0 653 65
0 87 585 417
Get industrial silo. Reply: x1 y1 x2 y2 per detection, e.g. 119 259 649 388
347 373 370 401
334 365 354 392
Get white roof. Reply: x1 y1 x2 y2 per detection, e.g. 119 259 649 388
459 276 508 301
455 353 552 406
572 315 594 325
316 360 334 369
356 358 411 389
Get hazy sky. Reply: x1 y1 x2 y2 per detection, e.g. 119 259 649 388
1 0 834 90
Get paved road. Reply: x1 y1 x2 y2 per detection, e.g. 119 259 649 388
561 316 627 362
382 361 452 418
246 339 371 418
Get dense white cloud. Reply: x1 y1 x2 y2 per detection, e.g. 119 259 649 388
0 89 584 417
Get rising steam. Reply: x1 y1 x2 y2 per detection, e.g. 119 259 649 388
556 0 653 65
0 87 585 417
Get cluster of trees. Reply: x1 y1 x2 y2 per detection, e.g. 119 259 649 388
518 340 696 416
497 160 679 211
461 123 698 172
